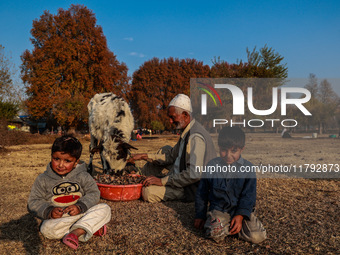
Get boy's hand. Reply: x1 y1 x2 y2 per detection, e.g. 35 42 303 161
229 215 244 235
63 205 81 216
50 207 64 219
194 218 205 229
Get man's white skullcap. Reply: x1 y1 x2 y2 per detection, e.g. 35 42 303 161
168 94 192 112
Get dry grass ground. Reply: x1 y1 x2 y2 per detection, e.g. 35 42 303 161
0 132 339 254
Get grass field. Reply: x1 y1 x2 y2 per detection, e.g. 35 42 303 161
0 132 339 254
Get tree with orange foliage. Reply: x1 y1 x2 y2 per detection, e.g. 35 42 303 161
21 4 128 130
130 57 210 130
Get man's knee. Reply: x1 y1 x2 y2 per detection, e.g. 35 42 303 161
142 186 163 203
142 185 185 203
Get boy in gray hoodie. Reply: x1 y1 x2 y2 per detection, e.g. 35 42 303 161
28 135 111 250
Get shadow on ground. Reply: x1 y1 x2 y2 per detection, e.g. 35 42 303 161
0 213 42 254
163 201 203 236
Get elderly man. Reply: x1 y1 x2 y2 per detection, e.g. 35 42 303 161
132 94 216 203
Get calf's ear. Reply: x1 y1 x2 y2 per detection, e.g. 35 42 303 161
116 142 138 160
121 143 138 151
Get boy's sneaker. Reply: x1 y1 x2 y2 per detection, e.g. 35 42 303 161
205 218 227 243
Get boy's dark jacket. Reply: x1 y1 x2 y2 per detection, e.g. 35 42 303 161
28 162 100 219
195 156 256 220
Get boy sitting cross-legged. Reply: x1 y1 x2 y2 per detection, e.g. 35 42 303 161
28 135 111 250
194 126 266 244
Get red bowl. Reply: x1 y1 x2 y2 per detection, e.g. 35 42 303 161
96 182 143 201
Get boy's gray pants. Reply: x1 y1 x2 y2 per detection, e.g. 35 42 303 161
204 210 267 244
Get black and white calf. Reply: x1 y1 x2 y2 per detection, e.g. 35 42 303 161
87 93 136 175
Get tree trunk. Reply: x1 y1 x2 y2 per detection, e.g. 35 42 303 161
318 122 323 135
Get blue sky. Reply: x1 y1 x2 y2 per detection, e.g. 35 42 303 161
1 0 339 94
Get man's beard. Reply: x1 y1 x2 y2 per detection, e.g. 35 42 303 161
174 120 186 130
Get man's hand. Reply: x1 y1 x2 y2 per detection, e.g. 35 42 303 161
229 215 244 235
50 207 64 219
142 176 162 186
63 205 81 216
194 218 205 229
131 153 150 161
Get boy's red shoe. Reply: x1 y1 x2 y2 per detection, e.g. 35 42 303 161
94 224 107 237
62 233 79 250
